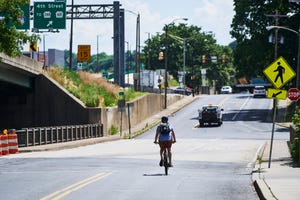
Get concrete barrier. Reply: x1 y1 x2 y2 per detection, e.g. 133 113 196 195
290 124 300 162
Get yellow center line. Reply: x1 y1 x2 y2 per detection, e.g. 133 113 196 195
218 96 229 107
40 172 112 200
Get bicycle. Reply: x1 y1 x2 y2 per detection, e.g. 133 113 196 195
162 148 169 175
154 141 170 175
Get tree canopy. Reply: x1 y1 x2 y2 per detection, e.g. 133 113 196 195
230 0 299 82
0 0 39 57
142 23 234 90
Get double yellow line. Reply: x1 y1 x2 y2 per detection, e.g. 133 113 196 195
41 172 112 200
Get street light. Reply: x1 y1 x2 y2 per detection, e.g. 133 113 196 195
125 10 141 91
167 34 193 88
164 17 188 109
266 25 300 89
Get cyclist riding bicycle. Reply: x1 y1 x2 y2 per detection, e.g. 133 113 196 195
154 116 176 167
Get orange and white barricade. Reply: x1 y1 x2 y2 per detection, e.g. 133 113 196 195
8 129 18 154
0 136 2 157
1 130 9 155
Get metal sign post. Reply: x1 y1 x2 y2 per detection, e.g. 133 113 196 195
263 56 295 168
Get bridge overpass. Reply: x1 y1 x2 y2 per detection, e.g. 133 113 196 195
0 52 42 96
0 53 101 131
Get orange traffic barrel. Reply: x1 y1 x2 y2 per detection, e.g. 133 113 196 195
0 134 9 155
8 129 18 154
0 136 2 157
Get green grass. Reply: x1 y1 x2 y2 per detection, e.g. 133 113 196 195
46 67 145 107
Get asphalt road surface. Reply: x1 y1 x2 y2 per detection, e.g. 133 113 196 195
0 93 289 200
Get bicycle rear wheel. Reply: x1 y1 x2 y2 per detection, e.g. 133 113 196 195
163 150 168 175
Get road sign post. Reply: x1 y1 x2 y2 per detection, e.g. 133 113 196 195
288 88 300 102
263 56 295 168
34 1 66 30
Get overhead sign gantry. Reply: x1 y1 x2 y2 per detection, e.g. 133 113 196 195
30 1 125 87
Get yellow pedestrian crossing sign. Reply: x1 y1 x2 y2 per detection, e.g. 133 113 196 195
263 56 296 89
267 88 287 100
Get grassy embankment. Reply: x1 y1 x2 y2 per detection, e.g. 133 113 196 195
46 67 145 107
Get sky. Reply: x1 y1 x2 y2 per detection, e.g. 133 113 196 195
29 0 235 55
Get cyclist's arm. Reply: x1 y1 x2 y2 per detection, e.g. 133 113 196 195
171 130 176 143
154 129 159 143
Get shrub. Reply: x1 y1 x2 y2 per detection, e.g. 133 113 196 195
46 67 146 107
109 125 118 135
291 138 299 163
292 107 300 132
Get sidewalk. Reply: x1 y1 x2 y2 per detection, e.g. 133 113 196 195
18 95 199 152
252 140 300 200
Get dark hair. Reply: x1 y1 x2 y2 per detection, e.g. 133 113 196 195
161 116 168 123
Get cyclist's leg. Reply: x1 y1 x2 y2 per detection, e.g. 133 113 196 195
158 142 165 166
166 141 173 166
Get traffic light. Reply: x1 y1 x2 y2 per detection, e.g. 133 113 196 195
221 54 226 63
201 55 206 64
158 51 164 60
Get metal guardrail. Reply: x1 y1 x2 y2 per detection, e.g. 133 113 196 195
16 123 103 147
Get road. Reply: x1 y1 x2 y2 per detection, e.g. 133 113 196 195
0 93 289 200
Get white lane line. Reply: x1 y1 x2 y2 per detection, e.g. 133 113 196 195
231 96 250 121
40 172 112 200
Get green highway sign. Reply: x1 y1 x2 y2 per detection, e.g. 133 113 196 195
34 1 66 29
17 4 30 30
0 4 30 30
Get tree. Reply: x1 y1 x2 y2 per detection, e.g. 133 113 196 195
230 0 299 81
0 0 40 57
142 23 234 90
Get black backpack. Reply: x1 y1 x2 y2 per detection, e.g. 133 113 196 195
159 123 170 135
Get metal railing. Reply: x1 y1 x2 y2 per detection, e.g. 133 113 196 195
16 123 103 147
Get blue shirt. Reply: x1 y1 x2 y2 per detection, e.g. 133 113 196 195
157 123 173 142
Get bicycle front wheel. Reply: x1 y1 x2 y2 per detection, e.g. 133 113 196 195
163 150 168 175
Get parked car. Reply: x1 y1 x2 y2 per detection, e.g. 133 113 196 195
198 104 224 127
173 87 192 95
253 85 267 98
221 86 232 94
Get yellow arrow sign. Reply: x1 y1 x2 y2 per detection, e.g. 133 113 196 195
267 88 287 100
263 56 296 89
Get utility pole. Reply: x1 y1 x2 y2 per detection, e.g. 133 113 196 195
69 0 74 70
147 32 151 70
97 35 100 71
266 11 288 168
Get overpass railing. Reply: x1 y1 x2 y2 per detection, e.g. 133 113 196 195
16 123 103 147
0 52 43 75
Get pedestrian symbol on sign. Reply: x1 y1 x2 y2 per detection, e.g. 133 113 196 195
273 62 285 84
263 56 295 89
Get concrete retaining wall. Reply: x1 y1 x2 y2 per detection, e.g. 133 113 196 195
1 72 184 136
101 93 183 136
34 75 102 127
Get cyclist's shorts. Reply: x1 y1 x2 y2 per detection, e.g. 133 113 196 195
159 140 172 149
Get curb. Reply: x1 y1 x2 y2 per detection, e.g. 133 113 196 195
252 141 268 200
19 135 121 153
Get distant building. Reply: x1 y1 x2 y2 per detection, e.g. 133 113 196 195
48 49 65 67
23 48 65 68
